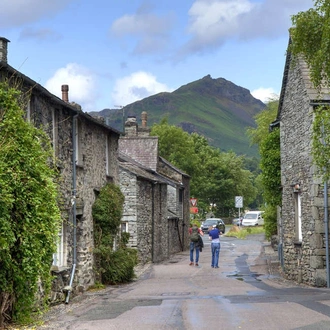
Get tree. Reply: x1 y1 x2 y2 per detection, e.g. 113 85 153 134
290 0 330 92
151 118 258 217
0 82 61 326
247 100 280 239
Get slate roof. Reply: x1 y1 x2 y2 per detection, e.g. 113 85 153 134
159 156 190 178
119 152 180 187
0 61 121 136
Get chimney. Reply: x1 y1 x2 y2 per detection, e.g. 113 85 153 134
0 37 10 63
141 111 147 128
61 84 69 102
125 116 138 136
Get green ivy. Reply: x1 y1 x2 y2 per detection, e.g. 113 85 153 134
312 106 330 181
92 183 137 284
0 82 61 326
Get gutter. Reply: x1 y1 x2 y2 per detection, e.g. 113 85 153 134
65 114 78 303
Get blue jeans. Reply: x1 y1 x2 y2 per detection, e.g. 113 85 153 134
211 243 220 267
190 242 200 263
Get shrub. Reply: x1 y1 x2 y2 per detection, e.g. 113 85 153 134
92 183 137 285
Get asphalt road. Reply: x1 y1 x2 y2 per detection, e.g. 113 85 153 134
36 233 330 330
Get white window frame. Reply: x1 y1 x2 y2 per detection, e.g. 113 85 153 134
52 109 59 157
121 222 128 233
74 117 83 166
295 193 302 242
106 135 110 176
53 223 65 267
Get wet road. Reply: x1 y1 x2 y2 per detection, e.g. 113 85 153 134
38 233 330 330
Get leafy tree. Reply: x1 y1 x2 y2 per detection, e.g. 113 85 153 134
0 82 61 326
151 118 258 218
290 0 330 92
290 1 330 182
150 117 199 182
247 100 280 239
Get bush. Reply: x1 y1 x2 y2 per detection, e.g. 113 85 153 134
100 248 138 284
92 183 137 285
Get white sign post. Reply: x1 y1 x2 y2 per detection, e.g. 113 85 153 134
235 196 243 226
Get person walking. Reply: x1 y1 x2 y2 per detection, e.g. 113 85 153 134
208 224 222 268
189 224 204 266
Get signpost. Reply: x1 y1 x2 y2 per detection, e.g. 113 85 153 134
235 196 243 226
190 198 198 215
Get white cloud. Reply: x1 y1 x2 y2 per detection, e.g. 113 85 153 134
178 0 313 56
112 71 173 106
110 3 175 55
251 87 279 103
45 63 98 112
0 0 72 28
188 0 254 41
19 27 61 42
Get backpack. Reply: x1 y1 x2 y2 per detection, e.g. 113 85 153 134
190 226 199 242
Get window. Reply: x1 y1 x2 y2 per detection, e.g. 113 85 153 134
26 95 35 122
52 109 59 157
295 193 302 242
53 223 66 268
121 222 128 233
106 134 111 176
74 117 83 166
179 188 184 203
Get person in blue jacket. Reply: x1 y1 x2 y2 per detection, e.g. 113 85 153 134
208 224 222 268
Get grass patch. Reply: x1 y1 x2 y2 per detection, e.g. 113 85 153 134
225 225 265 239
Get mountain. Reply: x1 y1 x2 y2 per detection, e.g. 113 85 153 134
90 75 266 157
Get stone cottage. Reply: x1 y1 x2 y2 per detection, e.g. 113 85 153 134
276 37 330 286
0 37 121 299
118 113 190 264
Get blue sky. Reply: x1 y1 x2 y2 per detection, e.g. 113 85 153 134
1 0 314 112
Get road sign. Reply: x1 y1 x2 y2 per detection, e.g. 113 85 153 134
235 196 243 208
190 207 198 214
190 198 197 207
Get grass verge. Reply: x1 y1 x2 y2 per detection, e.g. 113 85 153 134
225 225 265 239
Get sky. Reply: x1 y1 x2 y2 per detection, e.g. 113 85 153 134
0 0 314 112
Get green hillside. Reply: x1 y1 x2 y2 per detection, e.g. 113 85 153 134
91 75 265 157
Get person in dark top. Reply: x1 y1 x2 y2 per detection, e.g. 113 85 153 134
189 224 204 266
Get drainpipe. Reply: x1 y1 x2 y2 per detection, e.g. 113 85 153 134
65 114 78 303
324 181 329 288
151 182 156 262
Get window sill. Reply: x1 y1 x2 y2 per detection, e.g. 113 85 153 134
51 265 70 273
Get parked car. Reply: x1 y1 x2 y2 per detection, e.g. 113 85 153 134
241 211 264 226
200 218 225 233
232 217 243 226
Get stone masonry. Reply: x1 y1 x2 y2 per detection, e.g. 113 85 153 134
277 43 330 286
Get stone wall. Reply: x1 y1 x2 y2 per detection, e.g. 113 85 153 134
136 179 158 263
279 58 327 286
16 81 120 295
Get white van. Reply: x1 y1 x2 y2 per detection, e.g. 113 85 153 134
242 211 264 226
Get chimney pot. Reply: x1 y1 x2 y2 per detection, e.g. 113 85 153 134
141 111 147 128
61 84 69 102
